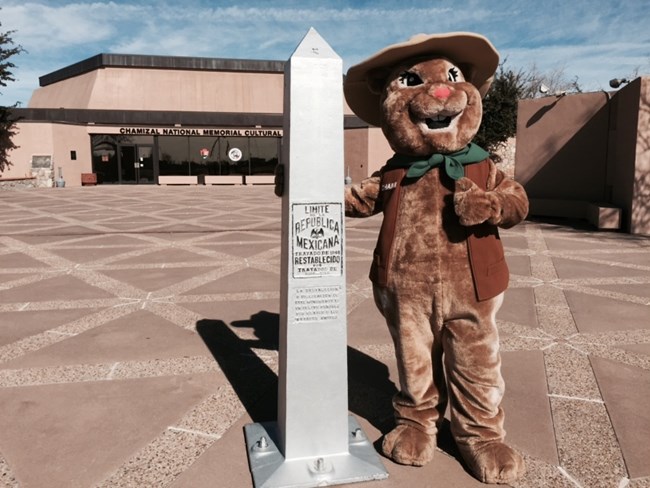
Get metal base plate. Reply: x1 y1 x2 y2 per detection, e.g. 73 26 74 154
244 416 389 488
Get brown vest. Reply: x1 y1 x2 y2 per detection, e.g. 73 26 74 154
370 158 508 302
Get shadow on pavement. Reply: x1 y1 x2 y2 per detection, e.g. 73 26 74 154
197 312 401 436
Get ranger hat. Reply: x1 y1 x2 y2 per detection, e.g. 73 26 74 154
344 32 499 126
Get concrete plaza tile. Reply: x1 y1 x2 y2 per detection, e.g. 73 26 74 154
100 215 167 225
0 308 101 348
181 299 279 329
32 225 102 235
500 234 529 250
153 207 216 216
0 272 26 284
96 223 161 232
500 350 558 466
497 288 538 328
592 283 650 300
102 266 218 292
544 236 614 251
0 274 115 303
145 223 218 233
346 258 372 284
195 242 278 258
198 231 273 244
564 290 650 333
2 309 210 369
147 232 212 242
113 248 213 265
47 246 144 264
5 215 64 225
551 257 648 279
4 234 82 245
345 228 380 247
347 299 392 348
0 373 217 488
591 356 650 479
211 218 268 230
0 252 50 269
505 255 532 277
66 210 125 221
184 267 279 295
597 252 650 266
66 234 150 246
617 343 650 356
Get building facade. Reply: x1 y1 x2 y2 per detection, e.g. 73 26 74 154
5 53 392 187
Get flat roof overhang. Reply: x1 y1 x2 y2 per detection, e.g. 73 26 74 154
10 108 370 129
39 53 287 87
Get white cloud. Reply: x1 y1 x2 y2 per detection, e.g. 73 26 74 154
0 0 648 105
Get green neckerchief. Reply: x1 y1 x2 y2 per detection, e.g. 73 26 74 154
385 143 490 181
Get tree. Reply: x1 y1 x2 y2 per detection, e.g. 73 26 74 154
474 65 527 158
473 63 583 160
518 63 582 99
0 15 25 174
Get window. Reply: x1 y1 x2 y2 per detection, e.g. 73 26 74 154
158 136 190 176
158 135 279 176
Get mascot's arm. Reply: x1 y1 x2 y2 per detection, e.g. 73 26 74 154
344 175 382 217
454 161 528 228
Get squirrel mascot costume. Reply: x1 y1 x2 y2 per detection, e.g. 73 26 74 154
343 32 528 484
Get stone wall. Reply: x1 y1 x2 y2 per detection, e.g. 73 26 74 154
0 177 38 190
0 167 58 190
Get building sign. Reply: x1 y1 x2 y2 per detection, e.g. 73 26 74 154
87 126 283 137
291 202 343 278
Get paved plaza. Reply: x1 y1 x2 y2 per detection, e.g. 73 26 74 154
0 185 649 488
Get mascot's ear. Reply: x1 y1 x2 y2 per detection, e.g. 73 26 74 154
367 67 391 95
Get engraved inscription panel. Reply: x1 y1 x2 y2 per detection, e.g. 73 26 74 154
292 285 342 323
291 202 343 278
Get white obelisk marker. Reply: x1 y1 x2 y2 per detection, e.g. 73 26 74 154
244 28 388 488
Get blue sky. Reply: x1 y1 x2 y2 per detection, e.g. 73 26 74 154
1 0 648 106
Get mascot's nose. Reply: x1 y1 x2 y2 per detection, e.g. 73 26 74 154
431 86 451 99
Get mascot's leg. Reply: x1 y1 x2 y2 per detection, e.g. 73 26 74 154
442 292 525 484
373 285 447 466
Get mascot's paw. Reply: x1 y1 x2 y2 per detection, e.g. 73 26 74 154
459 440 525 485
382 424 436 467
454 177 502 226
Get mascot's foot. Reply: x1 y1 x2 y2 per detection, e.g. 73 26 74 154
459 440 525 485
382 424 436 467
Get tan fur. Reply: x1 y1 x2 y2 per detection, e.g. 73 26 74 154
380 58 482 155
345 56 528 484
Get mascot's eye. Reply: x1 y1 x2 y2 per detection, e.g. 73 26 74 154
398 71 423 87
447 67 460 82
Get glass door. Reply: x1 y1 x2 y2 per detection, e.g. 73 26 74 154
137 145 154 184
119 145 137 183
119 144 154 184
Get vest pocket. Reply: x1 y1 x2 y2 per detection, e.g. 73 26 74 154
487 256 507 276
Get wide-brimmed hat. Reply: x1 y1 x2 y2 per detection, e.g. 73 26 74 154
344 32 499 126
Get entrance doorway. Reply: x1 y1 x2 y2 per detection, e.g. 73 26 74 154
119 145 154 184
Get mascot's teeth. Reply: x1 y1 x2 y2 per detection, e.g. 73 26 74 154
425 115 452 129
